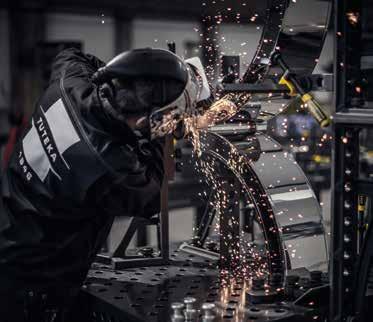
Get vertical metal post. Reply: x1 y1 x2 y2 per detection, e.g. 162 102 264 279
160 135 174 262
331 126 359 321
334 0 363 113
331 0 362 320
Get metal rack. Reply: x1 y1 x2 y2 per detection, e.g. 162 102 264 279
329 0 373 320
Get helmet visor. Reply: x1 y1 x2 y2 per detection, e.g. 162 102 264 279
149 69 199 139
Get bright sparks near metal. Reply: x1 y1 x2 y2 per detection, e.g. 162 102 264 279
179 0 330 306
184 95 270 282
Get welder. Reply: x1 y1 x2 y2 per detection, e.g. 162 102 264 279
0 47 212 322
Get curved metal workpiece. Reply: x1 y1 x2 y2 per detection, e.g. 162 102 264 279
196 129 327 274
250 133 328 271
242 0 332 121
245 0 332 79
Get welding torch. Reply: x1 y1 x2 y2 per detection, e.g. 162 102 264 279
271 51 331 128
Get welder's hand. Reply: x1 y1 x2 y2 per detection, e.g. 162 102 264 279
136 136 164 181
137 136 163 161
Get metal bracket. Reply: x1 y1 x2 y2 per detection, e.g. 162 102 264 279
178 242 219 261
96 136 173 270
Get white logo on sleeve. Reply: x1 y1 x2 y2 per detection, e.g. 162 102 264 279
22 98 81 182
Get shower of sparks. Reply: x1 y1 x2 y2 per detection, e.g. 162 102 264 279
175 0 330 306
184 107 270 282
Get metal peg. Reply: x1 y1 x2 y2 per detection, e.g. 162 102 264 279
184 297 197 310
183 297 197 320
202 303 216 321
171 302 185 321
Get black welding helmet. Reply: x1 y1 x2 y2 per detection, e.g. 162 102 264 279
94 48 210 139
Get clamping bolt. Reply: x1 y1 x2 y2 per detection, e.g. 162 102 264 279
183 297 197 320
171 302 185 321
202 303 216 321
184 297 197 310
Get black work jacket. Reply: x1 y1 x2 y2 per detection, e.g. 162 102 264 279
0 48 164 289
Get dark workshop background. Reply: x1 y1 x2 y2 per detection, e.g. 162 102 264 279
0 1 335 253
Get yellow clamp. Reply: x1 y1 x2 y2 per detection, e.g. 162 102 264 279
301 93 313 104
301 93 330 127
312 154 331 164
359 195 366 212
279 76 297 96
358 204 366 212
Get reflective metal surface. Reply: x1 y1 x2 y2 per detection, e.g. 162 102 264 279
243 0 332 121
198 129 328 273
196 130 285 275
83 130 328 322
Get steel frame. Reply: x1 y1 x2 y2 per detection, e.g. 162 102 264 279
330 0 367 320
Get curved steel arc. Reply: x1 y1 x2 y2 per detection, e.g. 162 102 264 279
195 130 328 274
241 0 332 121
198 130 286 275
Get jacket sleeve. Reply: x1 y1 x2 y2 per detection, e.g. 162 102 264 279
90 139 165 219
51 48 165 218
49 48 105 83
49 48 105 117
